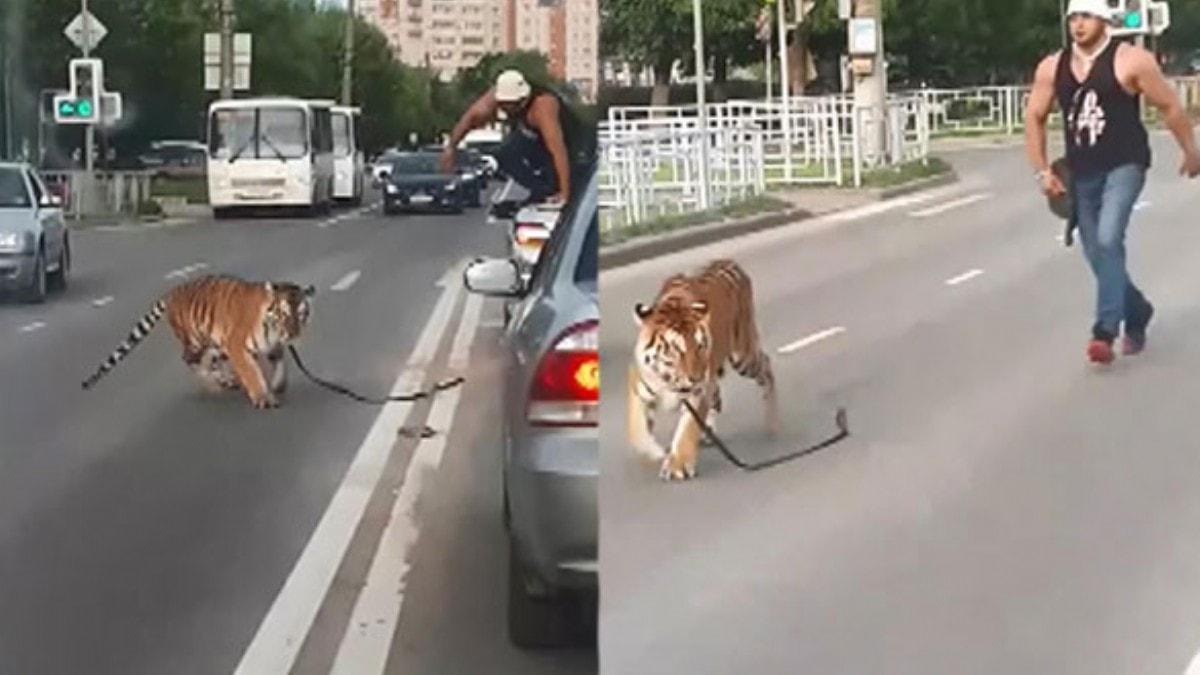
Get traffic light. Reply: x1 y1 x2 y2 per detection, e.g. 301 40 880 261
54 58 103 124
1109 0 1150 36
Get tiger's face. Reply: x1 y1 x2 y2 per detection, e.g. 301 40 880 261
265 282 315 341
633 298 711 395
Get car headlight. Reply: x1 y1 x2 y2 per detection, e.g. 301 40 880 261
445 182 458 192
385 184 399 195
0 232 30 253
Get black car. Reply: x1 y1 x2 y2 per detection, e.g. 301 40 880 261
454 149 486 208
381 152 466 215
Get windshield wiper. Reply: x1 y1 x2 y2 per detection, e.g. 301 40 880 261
259 133 289 163
228 136 254 163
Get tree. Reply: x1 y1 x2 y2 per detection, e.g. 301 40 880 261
600 0 691 105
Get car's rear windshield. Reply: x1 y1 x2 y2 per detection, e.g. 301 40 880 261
0 169 30 208
391 155 438 174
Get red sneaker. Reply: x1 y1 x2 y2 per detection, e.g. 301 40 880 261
1087 340 1115 364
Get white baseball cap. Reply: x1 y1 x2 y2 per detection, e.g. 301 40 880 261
1066 0 1114 20
494 70 532 103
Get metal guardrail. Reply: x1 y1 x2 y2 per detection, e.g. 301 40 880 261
40 171 155 220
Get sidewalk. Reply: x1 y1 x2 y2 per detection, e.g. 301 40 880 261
599 170 959 270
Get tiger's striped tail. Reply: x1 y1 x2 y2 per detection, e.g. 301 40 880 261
81 298 169 390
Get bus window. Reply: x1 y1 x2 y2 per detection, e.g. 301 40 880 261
332 114 352 158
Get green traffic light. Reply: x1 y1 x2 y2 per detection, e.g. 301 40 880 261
1124 12 1143 28
58 101 76 116
77 100 93 117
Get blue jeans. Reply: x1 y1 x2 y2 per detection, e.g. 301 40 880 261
1072 163 1152 340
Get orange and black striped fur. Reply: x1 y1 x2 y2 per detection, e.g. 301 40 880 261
628 259 778 480
82 275 314 408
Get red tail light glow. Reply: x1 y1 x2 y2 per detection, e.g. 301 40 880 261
528 320 599 427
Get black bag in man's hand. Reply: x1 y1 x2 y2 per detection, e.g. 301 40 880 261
1047 157 1078 247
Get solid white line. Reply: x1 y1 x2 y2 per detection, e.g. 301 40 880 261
19 322 46 333
330 270 362 292
328 291 483 672
778 326 846 355
946 268 985 286
909 192 992 218
449 293 484 371
233 261 467 675
91 296 114 307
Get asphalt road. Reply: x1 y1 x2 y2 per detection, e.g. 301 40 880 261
599 136 1200 675
0 193 594 674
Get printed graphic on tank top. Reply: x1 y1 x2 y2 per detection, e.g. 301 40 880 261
1054 39 1151 176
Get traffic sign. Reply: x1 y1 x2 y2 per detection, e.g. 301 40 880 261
63 11 108 52
203 33 252 92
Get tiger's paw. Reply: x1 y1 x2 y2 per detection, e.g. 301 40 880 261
658 453 696 482
252 393 280 410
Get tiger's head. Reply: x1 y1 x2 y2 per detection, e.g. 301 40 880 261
264 282 316 342
632 295 712 395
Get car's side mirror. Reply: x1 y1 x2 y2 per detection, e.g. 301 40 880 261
463 257 523 297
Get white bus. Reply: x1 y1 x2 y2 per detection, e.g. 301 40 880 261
331 105 364 204
207 97 335 218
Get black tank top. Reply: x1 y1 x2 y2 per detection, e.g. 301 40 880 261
509 83 597 168
1054 39 1151 175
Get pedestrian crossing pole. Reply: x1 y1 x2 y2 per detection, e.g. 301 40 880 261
692 0 711 210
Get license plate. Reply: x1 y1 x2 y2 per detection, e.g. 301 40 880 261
410 194 434 205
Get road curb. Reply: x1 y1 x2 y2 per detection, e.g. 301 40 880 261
599 169 959 271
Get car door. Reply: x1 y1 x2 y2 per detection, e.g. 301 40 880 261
26 170 64 261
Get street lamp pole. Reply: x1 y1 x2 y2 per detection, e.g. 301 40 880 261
692 0 711 210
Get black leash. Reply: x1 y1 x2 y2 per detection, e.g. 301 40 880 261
681 399 850 472
288 345 465 405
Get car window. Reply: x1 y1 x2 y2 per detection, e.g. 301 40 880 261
527 166 597 292
575 211 598 285
25 171 45 205
0 168 31 208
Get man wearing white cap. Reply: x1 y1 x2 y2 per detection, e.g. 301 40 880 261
1025 0 1200 364
441 69 595 205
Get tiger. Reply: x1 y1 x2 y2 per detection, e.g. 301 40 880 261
81 275 315 409
628 259 779 481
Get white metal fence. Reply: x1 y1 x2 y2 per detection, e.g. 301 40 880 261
599 76 1200 232
599 93 932 231
41 171 155 220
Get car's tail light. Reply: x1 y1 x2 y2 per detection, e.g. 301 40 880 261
527 320 599 427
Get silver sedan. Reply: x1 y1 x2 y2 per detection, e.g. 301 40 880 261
0 163 70 303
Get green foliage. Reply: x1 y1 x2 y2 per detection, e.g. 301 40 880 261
4 0 557 162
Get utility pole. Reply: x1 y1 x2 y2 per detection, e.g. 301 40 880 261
220 0 235 100
692 0 711 210
852 0 886 165
1 29 12 161
341 0 355 106
778 0 793 179
82 0 94 175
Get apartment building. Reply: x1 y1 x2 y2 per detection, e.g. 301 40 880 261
358 0 598 99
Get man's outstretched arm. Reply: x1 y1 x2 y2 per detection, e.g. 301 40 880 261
441 90 499 173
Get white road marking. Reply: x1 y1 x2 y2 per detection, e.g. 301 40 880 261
1134 200 1151 211
778 326 846 355
164 262 209 280
91 296 114 307
479 319 505 329
946 268 985 286
19 322 46 333
329 291 483 672
909 192 993 218
233 259 468 675
330 270 362 292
